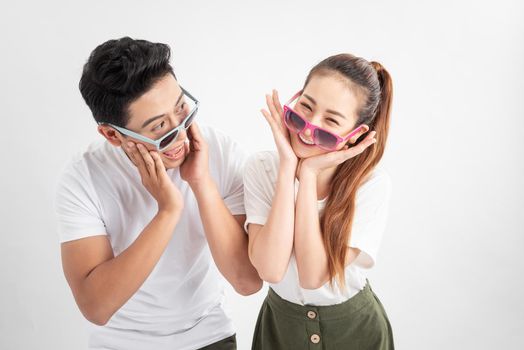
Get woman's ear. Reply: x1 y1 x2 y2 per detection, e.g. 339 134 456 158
347 124 370 144
98 125 123 147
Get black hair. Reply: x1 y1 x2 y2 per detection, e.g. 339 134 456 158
79 37 175 126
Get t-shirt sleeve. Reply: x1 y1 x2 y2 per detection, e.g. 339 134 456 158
54 161 107 243
349 171 392 269
243 152 276 233
207 127 248 216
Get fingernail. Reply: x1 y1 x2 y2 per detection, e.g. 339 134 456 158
127 142 134 148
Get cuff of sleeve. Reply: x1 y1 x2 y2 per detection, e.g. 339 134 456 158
243 215 268 233
58 228 107 243
349 243 377 269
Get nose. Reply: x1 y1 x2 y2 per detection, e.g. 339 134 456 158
303 128 312 137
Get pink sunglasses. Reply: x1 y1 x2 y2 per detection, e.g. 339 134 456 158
283 91 365 151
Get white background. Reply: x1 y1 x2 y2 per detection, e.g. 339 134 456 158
1 0 523 349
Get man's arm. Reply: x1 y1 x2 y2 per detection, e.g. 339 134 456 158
180 123 262 295
61 209 180 325
191 179 262 295
60 142 183 325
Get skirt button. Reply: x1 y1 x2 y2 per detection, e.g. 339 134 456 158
310 334 320 344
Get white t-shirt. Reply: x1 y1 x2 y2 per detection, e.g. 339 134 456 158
243 151 391 306
55 126 246 350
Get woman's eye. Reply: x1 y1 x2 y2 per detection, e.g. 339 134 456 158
327 118 340 126
300 102 312 111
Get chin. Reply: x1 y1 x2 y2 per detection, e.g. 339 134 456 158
162 156 186 169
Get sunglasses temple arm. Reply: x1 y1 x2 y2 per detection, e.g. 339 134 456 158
342 125 367 142
285 90 303 105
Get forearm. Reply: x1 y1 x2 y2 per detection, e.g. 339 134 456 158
294 171 330 289
191 177 262 295
249 163 296 282
78 210 181 324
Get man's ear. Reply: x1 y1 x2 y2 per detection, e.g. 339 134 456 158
347 124 370 144
98 125 123 147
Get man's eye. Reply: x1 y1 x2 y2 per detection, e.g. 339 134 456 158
152 121 165 131
176 103 186 114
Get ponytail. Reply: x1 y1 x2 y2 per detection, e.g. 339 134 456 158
307 55 393 289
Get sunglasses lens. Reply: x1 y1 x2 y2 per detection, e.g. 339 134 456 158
159 130 178 150
285 110 306 132
314 129 338 149
184 110 197 129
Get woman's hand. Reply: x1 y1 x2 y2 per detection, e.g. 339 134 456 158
260 90 298 168
299 131 377 176
124 142 184 214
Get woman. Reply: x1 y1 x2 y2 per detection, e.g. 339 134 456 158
243 53 394 349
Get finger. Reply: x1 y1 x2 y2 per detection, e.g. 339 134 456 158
261 108 277 128
127 142 149 178
137 144 157 178
272 89 284 116
363 130 376 142
342 137 376 160
122 142 139 166
188 122 205 151
150 151 167 178
266 94 281 122
188 122 202 140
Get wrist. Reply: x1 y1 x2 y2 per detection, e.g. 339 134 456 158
279 158 297 173
188 175 216 194
299 164 319 179
156 206 182 224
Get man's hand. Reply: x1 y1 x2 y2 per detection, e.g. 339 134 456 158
124 141 184 213
180 122 212 188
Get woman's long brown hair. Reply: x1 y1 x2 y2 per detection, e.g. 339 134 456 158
303 54 393 288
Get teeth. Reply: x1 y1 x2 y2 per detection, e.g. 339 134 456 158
299 133 314 145
164 145 183 157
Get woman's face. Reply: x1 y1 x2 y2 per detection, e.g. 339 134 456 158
289 74 365 159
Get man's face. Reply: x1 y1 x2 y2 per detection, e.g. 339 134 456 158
119 74 190 169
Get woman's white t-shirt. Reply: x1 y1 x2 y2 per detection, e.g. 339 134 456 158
243 151 391 306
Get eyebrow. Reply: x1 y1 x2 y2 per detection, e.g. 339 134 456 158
302 94 348 120
141 90 185 129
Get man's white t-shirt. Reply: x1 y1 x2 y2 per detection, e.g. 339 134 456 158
55 126 246 350
243 151 391 306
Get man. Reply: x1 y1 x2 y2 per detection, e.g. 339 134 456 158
55 37 262 350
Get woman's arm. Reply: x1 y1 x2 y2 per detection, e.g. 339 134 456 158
294 132 377 289
247 90 298 283
247 161 296 283
294 168 360 289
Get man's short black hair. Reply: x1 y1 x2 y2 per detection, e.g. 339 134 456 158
79 37 175 127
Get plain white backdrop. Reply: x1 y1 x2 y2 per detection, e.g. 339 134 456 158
1 0 523 349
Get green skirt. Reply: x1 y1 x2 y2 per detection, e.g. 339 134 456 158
251 282 394 350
